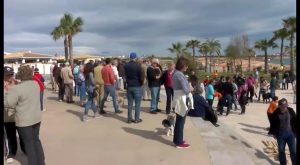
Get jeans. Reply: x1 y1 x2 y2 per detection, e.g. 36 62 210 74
40 92 44 111
4 122 25 157
64 83 73 102
100 85 119 112
84 95 97 115
150 87 160 112
79 82 86 102
277 130 296 165
173 113 186 145
165 86 174 114
127 87 142 121
17 122 45 165
74 75 79 96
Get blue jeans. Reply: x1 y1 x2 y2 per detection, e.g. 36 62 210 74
277 130 296 165
84 95 97 115
100 85 119 112
79 82 86 102
127 87 142 121
173 113 186 145
150 87 160 112
165 86 174 114
40 92 44 111
270 89 275 99
74 75 79 96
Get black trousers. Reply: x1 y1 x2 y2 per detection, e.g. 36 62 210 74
207 99 214 108
247 86 254 102
165 86 174 114
17 122 45 165
173 114 186 145
4 122 26 157
58 82 65 100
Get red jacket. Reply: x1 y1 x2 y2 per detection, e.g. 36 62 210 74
32 73 45 92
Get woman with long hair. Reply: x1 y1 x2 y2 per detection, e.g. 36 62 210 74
83 62 101 122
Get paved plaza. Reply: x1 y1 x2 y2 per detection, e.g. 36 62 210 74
6 85 296 165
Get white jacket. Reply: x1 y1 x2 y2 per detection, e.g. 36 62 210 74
172 90 194 117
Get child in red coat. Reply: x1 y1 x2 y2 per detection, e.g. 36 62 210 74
32 68 45 111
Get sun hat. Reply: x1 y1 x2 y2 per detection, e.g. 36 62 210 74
130 52 137 59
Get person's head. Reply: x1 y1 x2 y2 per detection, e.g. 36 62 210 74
112 59 118 66
278 98 288 112
65 62 70 66
272 96 279 102
194 84 203 95
34 68 39 73
209 79 215 85
136 58 143 64
61 63 66 68
84 62 94 75
226 76 231 82
129 52 137 61
151 58 159 66
4 66 15 82
105 58 111 65
175 56 189 72
167 62 175 71
16 65 33 81
80 65 85 73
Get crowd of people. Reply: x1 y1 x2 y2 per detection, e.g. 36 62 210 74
3 53 297 164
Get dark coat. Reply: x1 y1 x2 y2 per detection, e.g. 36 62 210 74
269 107 297 136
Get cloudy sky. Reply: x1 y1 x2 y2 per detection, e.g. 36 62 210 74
4 0 296 57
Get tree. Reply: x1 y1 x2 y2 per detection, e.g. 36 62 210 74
206 39 221 72
199 42 210 72
283 16 296 72
247 48 256 72
51 13 84 64
168 42 188 59
254 39 278 73
273 28 289 66
225 44 239 72
186 40 200 63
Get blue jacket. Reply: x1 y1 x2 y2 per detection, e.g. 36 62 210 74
206 84 214 100
124 61 143 87
188 94 208 117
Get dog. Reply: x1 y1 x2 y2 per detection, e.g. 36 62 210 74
162 113 176 136
262 92 271 104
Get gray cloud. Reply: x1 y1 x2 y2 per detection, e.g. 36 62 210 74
4 0 296 56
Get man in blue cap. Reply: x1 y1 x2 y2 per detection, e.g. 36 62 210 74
124 52 144 123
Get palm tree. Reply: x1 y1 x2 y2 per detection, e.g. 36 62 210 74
254 39 278 73
206 39 221 72
273 28 289 66
186 40 200 63
51 13 84 64
247 48 256 72
199 42 210 72
168 42 187 59
51 26 69 61
283 16 296 72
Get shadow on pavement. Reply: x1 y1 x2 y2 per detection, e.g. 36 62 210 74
102 113 128 123
254 149 277 165
66 109 82 121
241 128 269 136
239 123 268 130
47 96 58 101
122 127 174 146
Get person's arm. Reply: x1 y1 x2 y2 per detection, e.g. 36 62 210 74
138 65 144 85
68 68 74 79
89 72 96 86
4 86 19 109
177 74 190 95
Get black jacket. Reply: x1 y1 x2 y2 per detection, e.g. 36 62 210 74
269 107 297 136
124 61 144 87
147 66 161 87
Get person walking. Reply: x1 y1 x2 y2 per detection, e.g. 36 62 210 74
266 96 278 135
4 65 45 165
93 60 105 111
124 53 144 123
99 58 123 114
206 79 215 108
52 63 59 92
73 62 80 96
269 98 297 165
237 79 248 115
172 56 193 148
246 74 255 102
56 63 65 101
32 68 45 111
147 58 162 114
219 76 234 116
161 62 175 114
78 64 86 107
61 62 74 103
257 77 268 102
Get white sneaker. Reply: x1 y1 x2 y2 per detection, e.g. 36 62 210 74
82 115 89 122
42 109 46 112
94 113 101 118
6 158 14 164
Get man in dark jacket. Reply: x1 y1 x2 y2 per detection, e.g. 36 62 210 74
124 53 144 123
269 98 296 165
218 76 234 116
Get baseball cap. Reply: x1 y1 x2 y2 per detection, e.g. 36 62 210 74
4 66 14 76
130 52 137 59
278 98 288 109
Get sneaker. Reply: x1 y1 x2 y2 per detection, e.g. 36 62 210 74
127 119 134 124
176 143 190 149
59 99 63 102
156 109 162 112
6 158 14 164
100 110 107 114
134 119 143 123
150 111 157 114
94 113 101 118
82 115 89 122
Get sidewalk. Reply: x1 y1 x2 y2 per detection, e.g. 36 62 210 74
7 88 211 165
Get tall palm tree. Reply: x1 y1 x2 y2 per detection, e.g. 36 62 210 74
283 16 296 72
199 42 210 72
186 40 200 63
247 48 256 72
168 42 187 59
273 28 289 66
51 26 69 61
254 39 278 73
51 13 84 64
206 39 221 72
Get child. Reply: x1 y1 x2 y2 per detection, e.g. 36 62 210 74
237 80 248 115
32 68 45 111
267 96 278 135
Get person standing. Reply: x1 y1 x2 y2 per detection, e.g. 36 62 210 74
78 65 86 107
124 53 144 123
56 63 65 101
172 56 193 148
32 68 45 111
147 58 162 114
237 79 248 115
246 74 255 102
99 58 123 114
52 63 59 92
266 96 278 135
141 60 151 101
4 65 45 165
93 60 105 111
117 60 126 90
73 62 80 96
206 79 215 107
61 62 74 103
270 73 277 99
219 76 234 116
269 98 297 165
161 62 175 114
50 62 56 91
258 77 268 102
